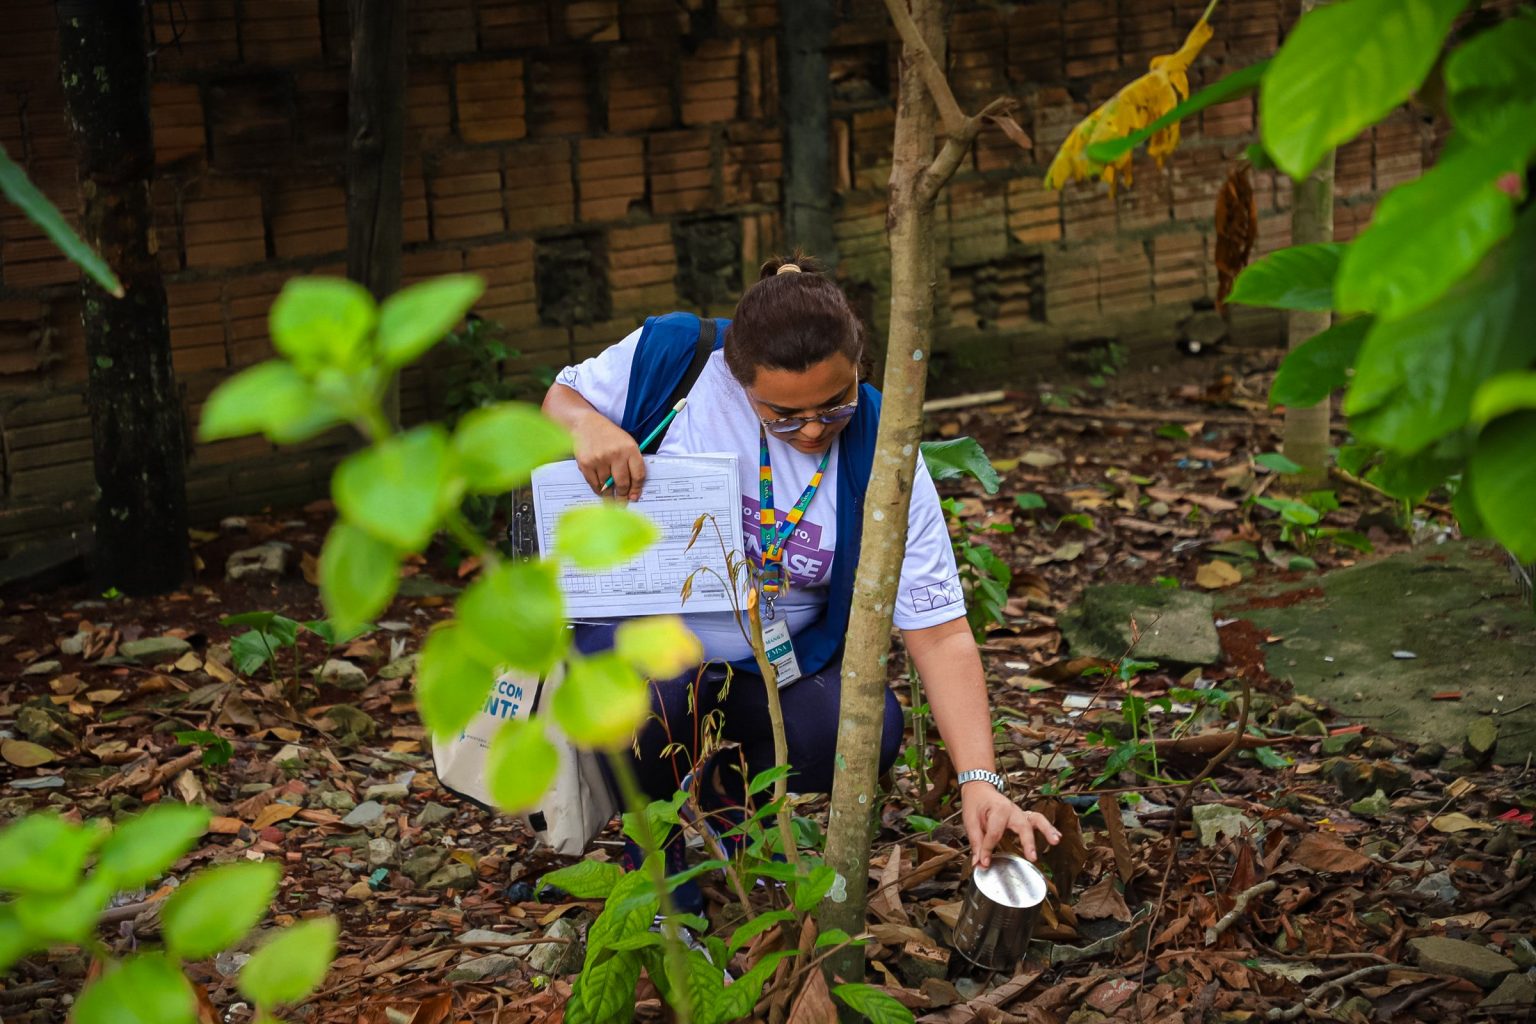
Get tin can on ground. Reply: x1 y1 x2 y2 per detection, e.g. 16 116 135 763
950 853 1048 971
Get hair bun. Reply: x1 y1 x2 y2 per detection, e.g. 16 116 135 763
775 263 802 276
758 252 823 280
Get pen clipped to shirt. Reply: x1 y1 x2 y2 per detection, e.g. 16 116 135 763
602 398 688 493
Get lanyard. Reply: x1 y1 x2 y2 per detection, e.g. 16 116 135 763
757 427 830 602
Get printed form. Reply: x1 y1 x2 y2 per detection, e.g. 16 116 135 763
531 454 745 617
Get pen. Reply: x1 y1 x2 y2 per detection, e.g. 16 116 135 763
602 398 688 492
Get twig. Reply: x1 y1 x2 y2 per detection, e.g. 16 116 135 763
1204 879 1277 945
1265 963 1404 1021
880 0 966 137
1329 466 1453 516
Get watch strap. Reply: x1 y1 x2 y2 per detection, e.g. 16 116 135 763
957 769 1006 793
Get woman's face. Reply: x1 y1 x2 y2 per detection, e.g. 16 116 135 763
741 354 860 455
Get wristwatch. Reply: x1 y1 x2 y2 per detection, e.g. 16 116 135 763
956 769 1007 794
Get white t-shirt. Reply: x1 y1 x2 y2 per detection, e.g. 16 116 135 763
555 326 965 663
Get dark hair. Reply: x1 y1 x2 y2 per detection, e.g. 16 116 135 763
723 253 865 385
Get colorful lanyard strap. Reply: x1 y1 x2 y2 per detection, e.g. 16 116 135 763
758 428 831 599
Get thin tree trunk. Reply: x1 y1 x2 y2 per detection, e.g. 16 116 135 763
820 0 943 980
57 0 189 595
1281 0 1334 491
347 0 406 427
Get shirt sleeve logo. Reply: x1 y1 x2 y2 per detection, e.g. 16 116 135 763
910 575 963 612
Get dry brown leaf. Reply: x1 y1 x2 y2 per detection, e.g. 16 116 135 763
1289 833 1373 873
786 965 837 1024
2 739 57 767
1195 560 1243 589
208 816 244 834
1215 162 1259 308
870 845 909 926
1430 812 1495 833
251 803 302 830
1076 875 1133 923
301 550 321 585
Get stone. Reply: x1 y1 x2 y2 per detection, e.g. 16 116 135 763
366 783 409 803
344 880 373 900
226 542 290 581
1294 717 1329 737
1348 790 1393 818
1192 805 1255 847
414 801 454 827
1061 585 1221 666
321 705 376 746
527 918 583 976
1410 741 1446 766
1466 717 1498 767
1409 936 1515 988
1360 735 1397 757
1327 758 1412 801
1481 972 1536 1008
342 800 385 828
220 516 248 531
896 940 951 987
319 659 369 691
378 654 419 680
9 775 65 790
403 848 448 885
397 576 460 598
457 929 517 946
319 789 357 812
1182 309 1229 352
1509 936 1536 970
425 859 476 891
445 954 522 983
59 631 89 656
120 636 193 663
1358 910 1393 937
1332 995 1372 1022
367 837 397 868
1322 732 1363 754
18 706 70 745
1412 870 1459 905
21 659 63 676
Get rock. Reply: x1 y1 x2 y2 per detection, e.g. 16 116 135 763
9 775 65 790
527 918 583 975
342 800 385 828
319 790 357 812
1182 309 1229 352
1272 702 1315 730
1410 741 1446 766
1322 732 1363 755
445 954 522 983
1331 995 1372 1022
1412 870 1459 905
1294 717 1329 738
220 516 248 531
1017 750 1071 772
415 801 454 827
21 659 63 676
367 837 397 868
319 659 369 691
366 783 409 803
1466 717 1498 767
378 654 419 680
320 705 376 746
1409 936 1515 988
59 631 90 656
397 576 460 598
1060 585 1221 666
344 880 373 901
1509 936 1536 970
1360 735 1397 758
457 929 517 946
120 636 194 663
1192 805 1255 847
226 542 291 581
18 706 70 745
1327 758 1412 801
425 859 476 891
403 848 448 885
1481 972 1536 1008
1348 790 1393 818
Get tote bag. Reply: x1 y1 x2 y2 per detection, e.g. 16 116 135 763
431 662 617 856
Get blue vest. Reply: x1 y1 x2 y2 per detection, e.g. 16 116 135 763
619 311 881 677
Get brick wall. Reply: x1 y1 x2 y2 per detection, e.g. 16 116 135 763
0 0 1446 553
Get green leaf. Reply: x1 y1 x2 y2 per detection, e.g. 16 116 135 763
333 425 460 550
74 954 197 1024
1470 411 1536 561
1226 243 1344 311
1367 444 1463 503
907 813 941 834
415 623 498 738
0 143 123 297
96 805 210 891
1470 371 1536 427
1086 60 1269 165
11 871 113 944
588 870 660 952
455 560 568 672
176 729 235 767
486 717 559 813
1260 0 1470 179
1270 317 1371 408
919 437 1001 494
747 763 792 797
551 653 649 749
230 631 279 675
0 812 100 894
790 863 837 911
726 909 796 955
198 360 342 444
1445 9 1536 141
1334 112 1536 318
613 616 702 679
1346 207 1536 454
834 982 917 1024
452 402 571 494
555 503 659 570
1014 492 1046 512
1255 452 1303 474
375 274 485 369
302 619 373 646
270 277 377 373
568 950 642 1024
319 521 401 632
539 860 626 900
162 861 281 960
238 916 338 1007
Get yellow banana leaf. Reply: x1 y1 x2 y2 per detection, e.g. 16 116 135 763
1044 18 1214 193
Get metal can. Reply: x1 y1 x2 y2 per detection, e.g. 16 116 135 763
949 853 1048 971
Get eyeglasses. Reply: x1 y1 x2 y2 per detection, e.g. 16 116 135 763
760 399 859 435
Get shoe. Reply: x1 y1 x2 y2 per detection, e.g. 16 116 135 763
621 834 703 917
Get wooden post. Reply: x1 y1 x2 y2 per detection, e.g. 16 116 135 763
56 0 189 595
780 0 836 263
347 0 407 427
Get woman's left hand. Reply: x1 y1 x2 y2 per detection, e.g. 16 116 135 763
961 783 1061 869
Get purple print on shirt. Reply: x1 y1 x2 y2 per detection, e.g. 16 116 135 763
741 497 833 586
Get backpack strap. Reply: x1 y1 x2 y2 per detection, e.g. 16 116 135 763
641 317 716 454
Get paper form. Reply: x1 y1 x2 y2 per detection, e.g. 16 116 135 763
531 454 745 617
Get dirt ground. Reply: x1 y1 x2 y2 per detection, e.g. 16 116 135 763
2 345 1532 1023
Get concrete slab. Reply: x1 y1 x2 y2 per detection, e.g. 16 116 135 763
1217 541 1536 765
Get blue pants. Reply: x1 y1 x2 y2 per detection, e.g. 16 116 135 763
574 624 906 803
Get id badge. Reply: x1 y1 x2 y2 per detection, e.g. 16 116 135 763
761 617 803 688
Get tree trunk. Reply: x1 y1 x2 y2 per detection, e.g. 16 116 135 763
1281 0 1334 491
347 0 406 427
780 0 836 263
821 0 944 980
56 0 189 595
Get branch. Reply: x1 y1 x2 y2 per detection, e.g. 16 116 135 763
1204 879 1277 945
881 0 966 138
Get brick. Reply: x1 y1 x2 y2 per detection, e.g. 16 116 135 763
948 178 1008 264
430 150 505 240
649 130 715 215
240 0 322 64
183 179 265 267
465 240 538 329
851 108 894 191
1374 119 1424 191
1152 230 1208 304
404 158 430 244
722 123 781 206
271 183 346 259
151 82 207 167
409 0 477 55
948 8 1007 107
681 39 741 126
505 140 574 230
1096 241 1153 314
1062 184 1116 241
528 59 592 137
608 50 674 133
479 0 550 49
1201 95 1253 139
147 0 239 70
1115 158 1173 231
564 0 619 42
205 76 295 172
1335 134 1373 198
1007 3 1064 83
456 61 527 143
578 137 645 222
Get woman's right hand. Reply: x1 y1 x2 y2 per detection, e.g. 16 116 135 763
571 413 646 500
